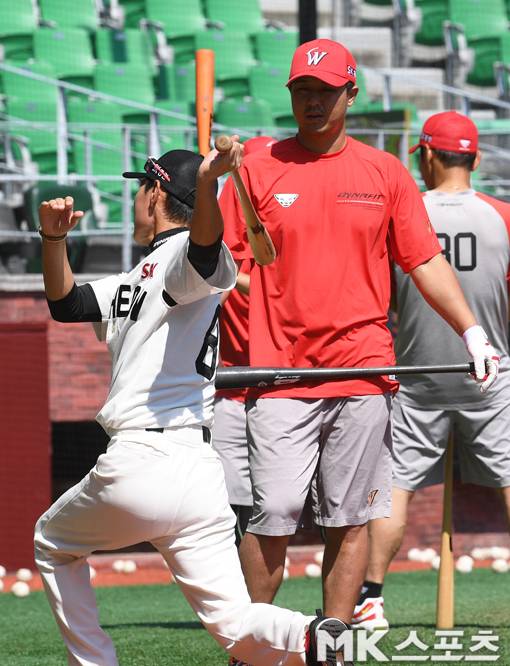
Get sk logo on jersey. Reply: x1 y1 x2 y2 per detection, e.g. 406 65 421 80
141 262 158 279
274 193 299 208
306 47 327 66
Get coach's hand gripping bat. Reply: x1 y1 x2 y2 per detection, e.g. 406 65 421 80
214 135 276 266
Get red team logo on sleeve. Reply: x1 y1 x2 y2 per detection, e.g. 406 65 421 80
141 262 158 279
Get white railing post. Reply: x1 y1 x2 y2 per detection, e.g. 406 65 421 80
122 126 132 273
383 73 392 111
56 86 68 183
149 111 161 157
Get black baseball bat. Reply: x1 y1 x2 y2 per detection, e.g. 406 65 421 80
215 363 475 390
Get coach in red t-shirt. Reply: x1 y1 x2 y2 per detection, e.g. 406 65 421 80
219 39 499 634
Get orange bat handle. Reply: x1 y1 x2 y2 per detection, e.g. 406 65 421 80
196 49 215 156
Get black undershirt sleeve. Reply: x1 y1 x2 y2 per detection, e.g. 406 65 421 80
47 283 102 323
187 234 223 279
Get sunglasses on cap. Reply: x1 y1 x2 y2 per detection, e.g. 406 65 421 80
144 157 171 185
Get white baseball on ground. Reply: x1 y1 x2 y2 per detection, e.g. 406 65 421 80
0 579 4 592
407 548 421 562
314 550 324 565
282 568 289 580
304 563 321 578
284 556 290 569
112 559 126 573
431 555 441 570
490 546 510 560
420 548 437 563
89 565 97 580
470 547 486 560
455 555 474 573
491 559 509 573
16 568 33 582
0 565 6 578
11 581 30 597
123 560 137 574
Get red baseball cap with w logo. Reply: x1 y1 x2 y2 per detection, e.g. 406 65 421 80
409 111 478 154
286 38 357 88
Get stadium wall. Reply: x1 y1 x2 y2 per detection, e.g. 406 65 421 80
1 286 508 564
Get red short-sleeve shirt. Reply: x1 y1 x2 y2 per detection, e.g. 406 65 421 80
219 136 441 398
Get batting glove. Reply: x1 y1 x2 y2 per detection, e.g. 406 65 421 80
462 325 500 393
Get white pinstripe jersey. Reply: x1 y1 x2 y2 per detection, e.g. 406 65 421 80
395 189 510 409
88 229 237 433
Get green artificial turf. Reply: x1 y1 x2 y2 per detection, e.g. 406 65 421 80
1 569 508 664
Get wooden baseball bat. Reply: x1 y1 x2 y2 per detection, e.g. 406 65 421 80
195 49 215 156
215 363 474 390
214 134 276 265
436 433 455 629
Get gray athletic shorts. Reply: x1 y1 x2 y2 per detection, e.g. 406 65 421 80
212 397 252 506
246 394 393 535
392 396 510 490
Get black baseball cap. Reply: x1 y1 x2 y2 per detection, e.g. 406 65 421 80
123 150 216 207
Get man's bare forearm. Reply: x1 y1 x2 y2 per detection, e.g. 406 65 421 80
42 240 75 301
410 253 476 336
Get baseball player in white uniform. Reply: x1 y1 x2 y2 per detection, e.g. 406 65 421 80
353 111 509 631
34 143 351 666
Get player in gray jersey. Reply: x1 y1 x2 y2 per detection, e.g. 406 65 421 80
33 143 351 666
353 111 510 631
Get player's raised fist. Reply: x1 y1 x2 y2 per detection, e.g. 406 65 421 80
38 196 84 236
198 134 243 183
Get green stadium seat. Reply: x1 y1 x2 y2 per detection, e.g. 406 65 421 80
67 97 128 226
120 0 146 28
94 63 156 112
249 64 293 124
1 62 58 104
156 62 196 103
215 98 274 132
5 98 60 173
0 0 38 61
145 0 207 63
253 30 298 69
414 0 449 47
449 0 509 86
39 0 99 31
194 30 257 98
95 28 157 75
203 0 264 33
33 28 96 88
23 182 98 231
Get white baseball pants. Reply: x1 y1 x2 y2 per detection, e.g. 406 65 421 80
34 427 313 666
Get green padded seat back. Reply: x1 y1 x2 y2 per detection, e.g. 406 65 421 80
204 0 264 33
253 30 298 68
94 63 155 105
414 0 449 46
249 64 292 117
95 28 156 75
146 0 206 62
0 0 38 60
448 0 507 39
2 62 58 103
156 62 196 103
39 0 98 31
215 97 274 130
33 28 95 85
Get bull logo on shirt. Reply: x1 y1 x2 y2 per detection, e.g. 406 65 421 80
306 47 328 66
274 193 299 208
